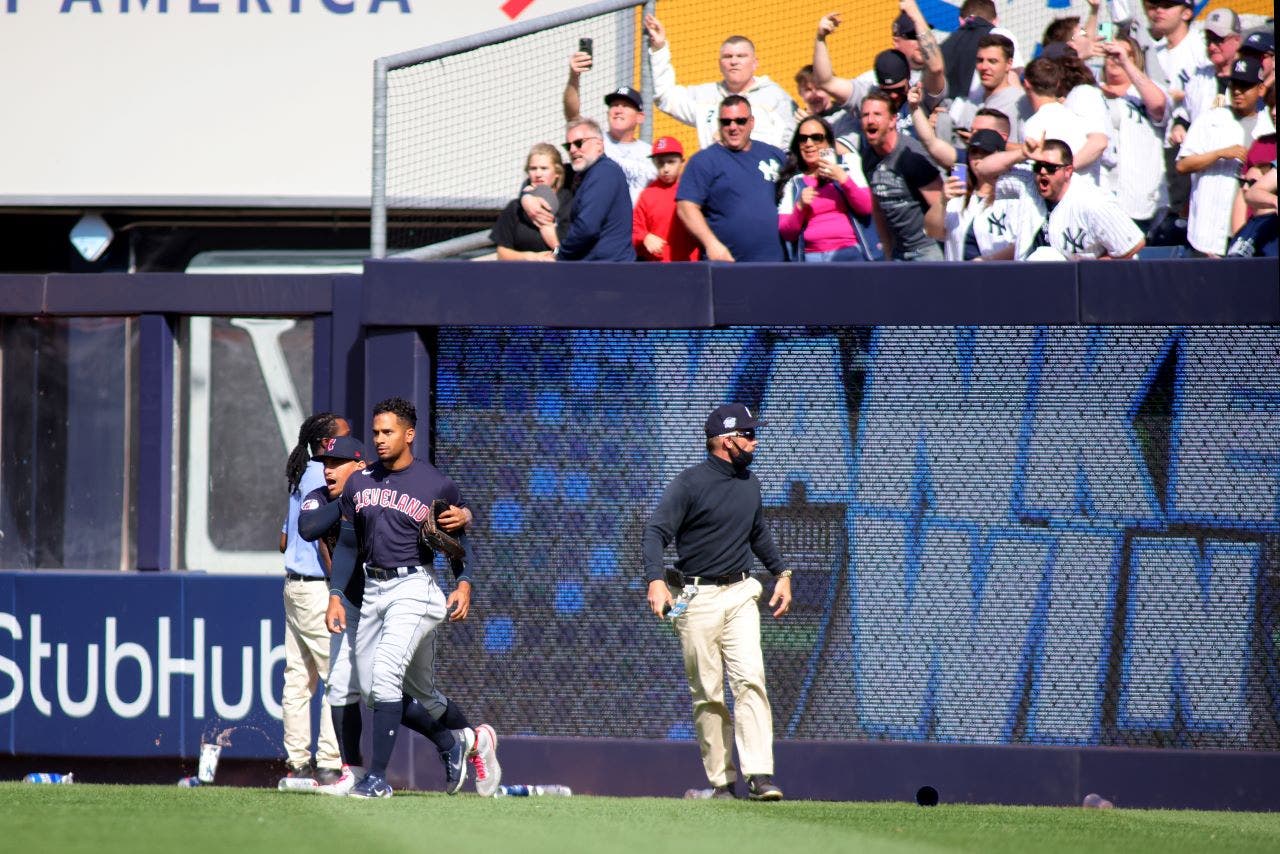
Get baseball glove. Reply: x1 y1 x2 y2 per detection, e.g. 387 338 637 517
420 499 465 560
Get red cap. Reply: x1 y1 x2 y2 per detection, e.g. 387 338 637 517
651 136 684 157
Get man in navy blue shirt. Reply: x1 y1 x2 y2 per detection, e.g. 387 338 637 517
555 118 636 261
677 95 787 261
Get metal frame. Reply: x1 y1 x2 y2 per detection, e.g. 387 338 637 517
370 0 648 258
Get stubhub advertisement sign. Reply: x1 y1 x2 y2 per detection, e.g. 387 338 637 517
0 572 288 758
0 0 586 206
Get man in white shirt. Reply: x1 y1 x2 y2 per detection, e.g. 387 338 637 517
1182 9 1242 128
1177 54 1268 255
643 15 795 150
1014 138 1144 259
562 52 656 203
971 33 1032 142
1020 57 1103 186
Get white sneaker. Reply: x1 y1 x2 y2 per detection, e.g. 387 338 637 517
469 724 502 797
316 765 363 797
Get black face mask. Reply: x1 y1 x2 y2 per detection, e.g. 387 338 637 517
727 439 754 472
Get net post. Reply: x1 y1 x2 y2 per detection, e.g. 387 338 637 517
371 56 389 260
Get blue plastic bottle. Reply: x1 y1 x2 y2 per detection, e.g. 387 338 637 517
177 777 202 788
23 773 74 784
497 784 572 797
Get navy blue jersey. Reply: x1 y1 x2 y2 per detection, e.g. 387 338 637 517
299 486 365 605
339 459 469 580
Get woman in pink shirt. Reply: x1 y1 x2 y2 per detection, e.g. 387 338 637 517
776 115 874 262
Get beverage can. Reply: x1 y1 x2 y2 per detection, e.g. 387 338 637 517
23 772 74 784
197 743 221 783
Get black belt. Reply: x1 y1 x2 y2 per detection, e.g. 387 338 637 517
364 564 424 581
688 572 749 587
286 571 326 582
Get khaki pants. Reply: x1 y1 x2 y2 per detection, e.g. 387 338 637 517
672 576 773 786
282 579 341 770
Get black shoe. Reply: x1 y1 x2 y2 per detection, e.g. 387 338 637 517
313 766 343 786
285 761 315 781
710 784 737 800
747 775 783 801
442 728 475 795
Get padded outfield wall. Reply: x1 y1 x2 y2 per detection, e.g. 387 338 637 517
0 261 1277 807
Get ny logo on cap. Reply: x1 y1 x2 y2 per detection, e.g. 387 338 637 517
723 416 738 430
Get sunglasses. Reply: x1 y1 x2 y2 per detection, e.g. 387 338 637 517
730 430 756 440
719 116 750 127
1030 160 1068 175
797 132 829 143
562 137 599 152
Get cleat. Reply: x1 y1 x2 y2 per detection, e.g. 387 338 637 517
747 775 783 801
348 772 393 799
443 727 475 795
469 724 502 797
316 765 363 797
710 784 737 799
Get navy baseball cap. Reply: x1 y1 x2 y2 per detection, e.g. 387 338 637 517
1040 41 1078 61
1241 28 1274 55
704 403 767 438
968 128 1006 154
875 49 912 87
1228 54 1265 85
605 86 643 110
312 435 366 462
892 11 918 39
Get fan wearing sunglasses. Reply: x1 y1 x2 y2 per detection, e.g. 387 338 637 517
775 115 873 261
1013 138 1144 259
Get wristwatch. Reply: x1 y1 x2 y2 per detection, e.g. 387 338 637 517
778 569 793 579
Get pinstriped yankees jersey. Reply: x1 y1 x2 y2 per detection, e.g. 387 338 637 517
1179 107 1253 255
1103 88 1170 221
1014 178 1143 259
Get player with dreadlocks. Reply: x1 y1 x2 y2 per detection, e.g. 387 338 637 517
279 411 350 786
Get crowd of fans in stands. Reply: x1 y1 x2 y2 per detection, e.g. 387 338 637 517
490 0 1276 262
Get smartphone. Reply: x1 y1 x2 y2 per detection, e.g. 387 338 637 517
951 162 968 184
820 147 837 164
579 37 593 57
1098 22 1114 42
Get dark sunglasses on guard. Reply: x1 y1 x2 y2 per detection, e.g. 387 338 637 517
719 116 750 127
797 132 830 143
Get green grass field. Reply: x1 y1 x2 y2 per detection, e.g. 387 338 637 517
1 784 1277 854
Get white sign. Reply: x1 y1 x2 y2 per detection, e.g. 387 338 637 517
0 0 585 206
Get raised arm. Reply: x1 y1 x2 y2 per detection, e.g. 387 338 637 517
563 51 592 122
901 0 946 99
813 12 856 104
644 15 699 127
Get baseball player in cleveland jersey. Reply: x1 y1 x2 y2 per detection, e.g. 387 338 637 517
324 398 498 799
1014 139 1144 259
299 435 499 797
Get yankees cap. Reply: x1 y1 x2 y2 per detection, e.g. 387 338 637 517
705 403 768 438
312 435 366 462
1203 8 1240 39
1241 29 1274 55
1227 54 1264 85
605 86 643 110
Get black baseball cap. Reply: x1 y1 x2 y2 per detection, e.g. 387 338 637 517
968 128 1006 154
1040 41 1079 61
605 86 643 110
875 49 912 87
892 11 917 39
1228 54 1265 85
312 435 366 462
704 403 767 438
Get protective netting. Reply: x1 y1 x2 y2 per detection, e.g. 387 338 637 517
430 325 1279 749
382 3 643 254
